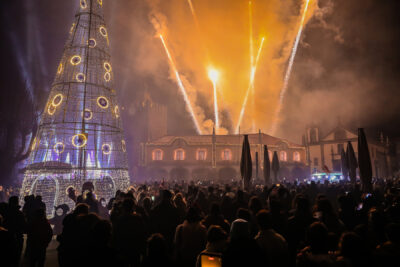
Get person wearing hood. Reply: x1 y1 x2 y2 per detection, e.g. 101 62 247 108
222 219 266 267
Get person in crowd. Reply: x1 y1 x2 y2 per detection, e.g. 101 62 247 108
3 196 26 266
173 192 187 223
0 214 18 267
287 195 315 265
222 219 266 267
83 191 99 214
202 203 230 233
57 203 89 267
374 223 400 267
0 185 8 203
175 206 207 266
296 222 335 267
150 190 180 249
255 209 288 267
49 204 70 236
26 208 53 267
112 198 147 267
196 225 228 267
336 232 373 267
98 197 110 220
315 198 345 237
141 233 174 267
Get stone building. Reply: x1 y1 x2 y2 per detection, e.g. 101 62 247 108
139 131 308 181
305 124 392 178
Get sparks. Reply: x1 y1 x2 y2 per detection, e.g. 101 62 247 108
208 68 220 131
235 37 265 134
271 0 310 134
159 34 202 134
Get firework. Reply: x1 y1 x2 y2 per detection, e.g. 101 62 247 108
208 68 220 131
271 0 310 134
159 34 202 134
235 37 265 134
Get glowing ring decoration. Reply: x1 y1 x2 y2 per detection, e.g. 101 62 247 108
57 63 63 74
48 104 56 115
114 105 120 118
80 0 87 9
98 0 103 6
103 62 112 72
97 96 109 109
102 144 112 155
70 55 81 65
72 134 87 148
121 140 126 152
76 73 86 82
52 94 63 107
104 72 111 82
82 109 93 120
88 38 97 48
54 142 65 154
99 26 108 37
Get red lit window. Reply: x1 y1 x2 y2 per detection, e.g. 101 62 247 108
221 149 232 161
174 149 185 160
197 149 207 160
152 149 163 161
280 151 287 161
293 151 301 162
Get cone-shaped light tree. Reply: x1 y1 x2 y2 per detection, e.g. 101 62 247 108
21 0 129 216
358 128 373 192
272 151 280 184
240 135 252 191
347 141 358 185
263 145 271 185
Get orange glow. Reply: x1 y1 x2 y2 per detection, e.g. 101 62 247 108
150 0 316 134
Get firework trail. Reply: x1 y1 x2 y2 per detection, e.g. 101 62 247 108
208 69 220 131
235 37 265 134
271 0 310 134
159 34 202 134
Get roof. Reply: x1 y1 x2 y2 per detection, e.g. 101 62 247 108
147 133 303 148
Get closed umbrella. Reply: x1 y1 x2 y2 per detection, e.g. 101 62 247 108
240 135 252 191
340 148 349 181
271 151 280 184
347 141 358 185
263 145 271 185
358 128 372 192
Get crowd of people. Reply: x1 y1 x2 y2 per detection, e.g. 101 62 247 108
0 179 399 267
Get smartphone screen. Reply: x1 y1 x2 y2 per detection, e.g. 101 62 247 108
201 254 222 267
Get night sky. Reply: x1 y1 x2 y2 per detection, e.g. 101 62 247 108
1 0 400 145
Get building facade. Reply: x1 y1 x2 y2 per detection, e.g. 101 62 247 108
305 125 392 178
139 131 308 181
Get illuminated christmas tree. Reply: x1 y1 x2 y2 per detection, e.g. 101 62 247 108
21 0 129 215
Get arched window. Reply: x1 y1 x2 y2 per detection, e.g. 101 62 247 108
152 149 163 161
280 151 287 162
293 151 301 162
196 149 207 160
221 149 232 161
174 149 185 161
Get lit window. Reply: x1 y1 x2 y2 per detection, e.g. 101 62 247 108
152 149 163 161
197 149 207 160
293 151 301 162
280 151 287 161
222 149 232 161
174 149 185 160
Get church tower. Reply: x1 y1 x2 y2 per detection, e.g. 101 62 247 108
21 0 129 215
